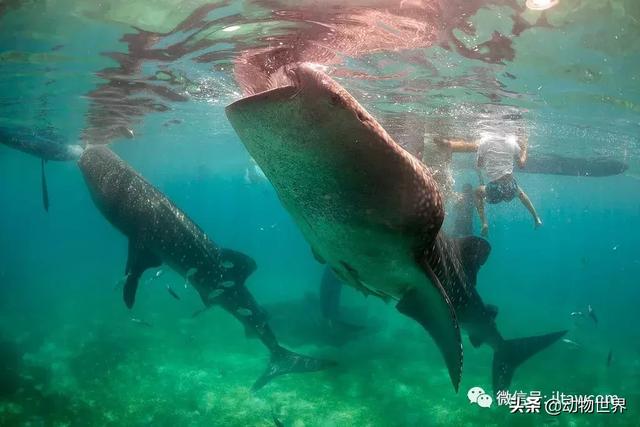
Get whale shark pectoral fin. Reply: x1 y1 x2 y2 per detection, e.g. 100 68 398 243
41 159 49 212
123 239 162 309
457 236 491 288
396 265 463 392
219 248 257 285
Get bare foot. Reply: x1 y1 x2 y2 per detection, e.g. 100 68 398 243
481 223 489 237
535 218 543 229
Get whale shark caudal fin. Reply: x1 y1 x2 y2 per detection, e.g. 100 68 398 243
252 345 336 392
396 264 463 392
40 159 49 212
123 239 162 308
492 330 568 392
457 236 491 287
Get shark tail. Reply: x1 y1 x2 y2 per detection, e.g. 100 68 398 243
251 346 336 392
492 330 567 392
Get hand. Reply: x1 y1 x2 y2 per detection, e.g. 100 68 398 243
433 137 451 150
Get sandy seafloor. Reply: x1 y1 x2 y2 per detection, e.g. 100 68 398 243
1 283 636 427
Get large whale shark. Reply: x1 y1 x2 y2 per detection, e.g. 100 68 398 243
77 145 332 390
0 125 83 211
226 63 566 391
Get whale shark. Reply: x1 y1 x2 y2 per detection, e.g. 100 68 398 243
226 63 566 391
77 145 333 390
422 233 567 391
0 125 83 211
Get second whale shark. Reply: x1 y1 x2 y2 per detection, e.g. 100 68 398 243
78 145 333 390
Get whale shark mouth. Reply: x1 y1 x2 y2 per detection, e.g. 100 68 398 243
226 63 463 391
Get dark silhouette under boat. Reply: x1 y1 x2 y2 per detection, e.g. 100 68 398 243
0 126 82 212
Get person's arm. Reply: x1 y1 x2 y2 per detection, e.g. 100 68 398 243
433 137 479 153
449 139 479 153
517 136 528 168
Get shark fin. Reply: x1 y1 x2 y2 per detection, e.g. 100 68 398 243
397 264 463 392
41 159 49 212
486 304 499 319
252 346 336 392
219 248 257 286
457 236 491 287
468 333 484 348
123 239 162 309
493 330 568 392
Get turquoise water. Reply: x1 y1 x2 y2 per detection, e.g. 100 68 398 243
1 1 639 426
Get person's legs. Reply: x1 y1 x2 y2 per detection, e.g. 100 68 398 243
517 186 543 228
475 185 489 237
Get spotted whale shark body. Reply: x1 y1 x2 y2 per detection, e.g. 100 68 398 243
226 63 566 391
78 145 332 390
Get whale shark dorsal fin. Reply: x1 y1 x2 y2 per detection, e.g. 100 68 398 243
486 304 499 319
219 248 257 286
457 236 491 287
123 238 162 309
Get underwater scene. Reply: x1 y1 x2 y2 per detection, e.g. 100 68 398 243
1 0 639 426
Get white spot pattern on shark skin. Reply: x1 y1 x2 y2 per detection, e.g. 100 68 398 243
237 308 253 316
221 281 235 288
208 289 224 300
222 260 234 269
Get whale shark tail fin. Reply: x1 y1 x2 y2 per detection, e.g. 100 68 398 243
251 346 336 392
493 330 567 392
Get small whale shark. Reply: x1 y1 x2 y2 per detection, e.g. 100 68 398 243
0 125 83 211
78 145 333 390
226 63 566 391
